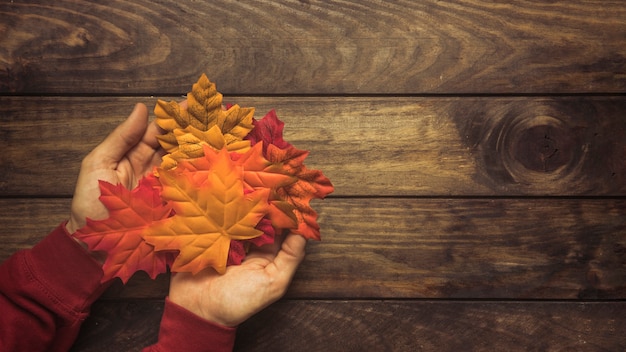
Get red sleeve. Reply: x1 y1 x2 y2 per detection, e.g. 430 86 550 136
143 297 237 352
0 223 107 352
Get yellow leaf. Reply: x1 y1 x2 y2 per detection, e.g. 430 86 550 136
154 74 255 168
143 148 270 274
160 126 252 170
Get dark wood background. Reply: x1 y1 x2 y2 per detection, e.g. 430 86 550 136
1 1 625 351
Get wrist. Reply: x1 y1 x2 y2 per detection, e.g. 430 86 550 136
155 298 237 351
169 291 225 326
169 276 237 327
63 220 106 264
65 216 80 235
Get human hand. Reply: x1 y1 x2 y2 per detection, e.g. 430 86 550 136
168 232 307 327
66 103 164 234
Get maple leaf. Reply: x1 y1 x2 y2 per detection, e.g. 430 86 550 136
142 172 164 192
186 144 299 229
266 144 334 240
160 125 251 169
74 178 173 283
227 241 247 266
246 109 292 154
143 148 271 274
227 218 276 266
154 74 254 168
226 143 296 191
250 217 277 248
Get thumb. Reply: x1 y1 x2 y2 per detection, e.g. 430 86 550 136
272 233 307 286
91 103 149 164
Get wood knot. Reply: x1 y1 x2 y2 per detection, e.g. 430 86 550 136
463 100 599 193
513 119 574 173
498 114 586 186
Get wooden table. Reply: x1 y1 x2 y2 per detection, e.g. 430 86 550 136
1 1 625 350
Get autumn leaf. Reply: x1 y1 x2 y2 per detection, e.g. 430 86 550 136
74 178 173 283
250 217 277 248
185 144 299 229
142 172 164 192
227 241 247 266
154 74 254 168
246 110 335 234
246 109 291 154
227 218 276 266
77 75 334 280
160 125 251 169
143 148 271 274
234 143 295 190
266 144 334 240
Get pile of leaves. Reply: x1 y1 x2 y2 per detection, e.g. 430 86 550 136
74 74 333 283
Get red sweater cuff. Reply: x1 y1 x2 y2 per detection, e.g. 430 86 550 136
26 222 106 314
146 297 236 352
0 223 107 351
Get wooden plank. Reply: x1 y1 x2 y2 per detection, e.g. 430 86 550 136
2 198 624 300
1 0 625 94
70 299 626 351
2 96 625 197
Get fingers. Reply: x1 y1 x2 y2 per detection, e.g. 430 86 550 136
141 119 166 150
90 103 149 165
131 118 166 169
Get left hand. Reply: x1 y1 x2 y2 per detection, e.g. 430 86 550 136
66 103 165 234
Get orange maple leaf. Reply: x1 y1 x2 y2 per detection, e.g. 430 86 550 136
181 144 299 230
74 177 173 283
143 148 271 274
265 144 334 240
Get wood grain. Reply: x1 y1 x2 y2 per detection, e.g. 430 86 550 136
2 96 624 197
70 299 626 351
2 198 624 300
1 0 625 94
2 1 625 349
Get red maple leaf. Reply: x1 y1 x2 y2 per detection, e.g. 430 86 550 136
246 109 292 154
74 178 173 283
227 218 276 266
